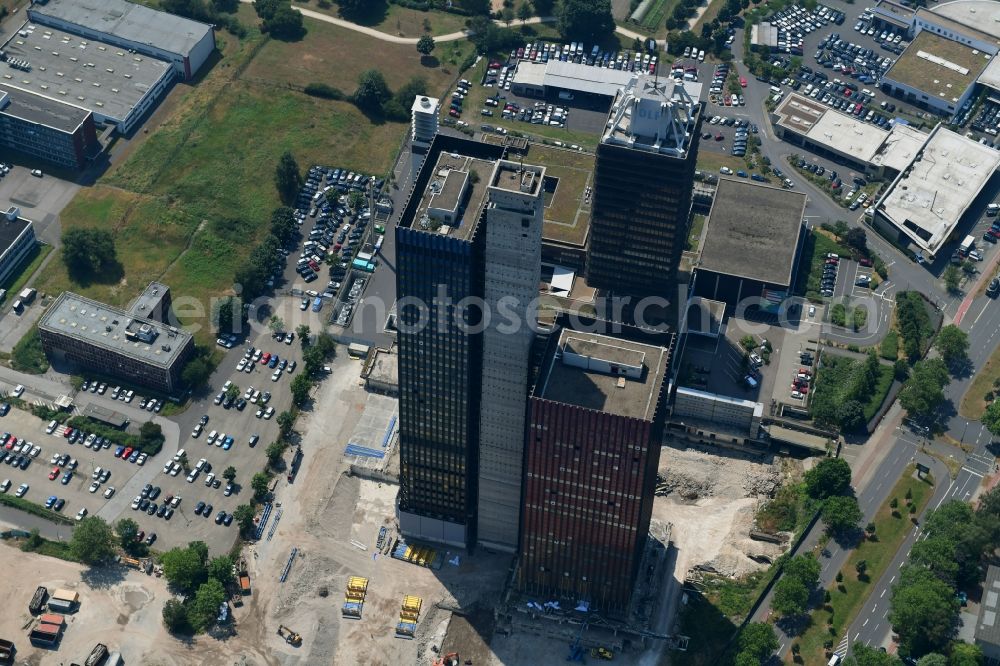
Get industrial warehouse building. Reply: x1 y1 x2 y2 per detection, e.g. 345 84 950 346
38 285 194 393
0 0 214 168
872 124 1000 260
692 179 807 315
511 60 636 100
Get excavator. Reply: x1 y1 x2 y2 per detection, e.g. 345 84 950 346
431 654 460 666
590 647 614 660
277 625 302 647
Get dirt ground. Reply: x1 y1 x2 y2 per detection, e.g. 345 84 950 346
654 445 792 581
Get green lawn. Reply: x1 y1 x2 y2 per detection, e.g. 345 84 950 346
793 468 933 665
523 144 594 245
10 326 48 374
636 0 683 34
301 1 470 38
688 214 706 251
35 13 416 347
811 354 894 425
961 341 1000 419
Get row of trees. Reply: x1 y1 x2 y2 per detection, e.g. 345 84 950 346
161 541 235 633
896 291 935 362
162 0 246 36
887 487 1000 660
353 71 430 122
252 0 305 40
810 351 882 432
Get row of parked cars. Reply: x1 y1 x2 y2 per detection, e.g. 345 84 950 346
335 277 367 328
814 32 894 84
767 3 846 55
512 42 660 74
854 11 908 55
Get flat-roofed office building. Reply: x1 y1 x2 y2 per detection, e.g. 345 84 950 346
518 319 673 614
38 288 194 393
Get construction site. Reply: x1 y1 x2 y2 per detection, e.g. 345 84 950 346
0 345 809 666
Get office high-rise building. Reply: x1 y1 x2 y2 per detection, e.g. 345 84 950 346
518 318 673 614
394 135 543 550
585 76 703 299
477 160 545 553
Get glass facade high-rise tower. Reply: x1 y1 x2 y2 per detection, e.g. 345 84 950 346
394 135 544 550
585 76 703 299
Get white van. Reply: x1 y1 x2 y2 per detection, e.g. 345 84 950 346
770 85 782 95
988 203 1000 217
828 655 841 666
46 420 58 434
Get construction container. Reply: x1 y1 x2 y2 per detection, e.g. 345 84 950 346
341 601 363 619
37 615 64 628
400 609 420 622
28 587 47 614
402 596 422 614
50 589 79 604
395 621 416 638
347 576 368 594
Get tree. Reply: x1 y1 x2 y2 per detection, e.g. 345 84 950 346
161 545 208 594
116 517 140 551
822 495 863 535
783 554 821 589
296 324 311 347
915 655 948 666
856 559 868 577
222 466 237 482
354 69 391 115
845 227 868 252
889 566 959 656
501 6 515 25
162 598 192 634
270 206 297 245
910 536 960 585
926 501 991 588
944 264 961 293
845 644 903 666
233 504 256 537
181 355 213 390
831 219 850 239
62 228 118 278
948 643 984 666
935 325 969 367
274 151 302 204
70 516 115 565
257 0 304 39
532 0 555 14
983 399 1000 437
139 421 164 454
517 1 533 22
266 441 285 468
269 316 285 336
336 0 367 17
207 555 235 587
736 622 778 663
772 576 809 616
838 400 866 431
290 373 312 406
416 34 435 56
213 295 243 336
188 578 227 631
899 359 950 420
251 472 270 500
225 384 239 401
277 410 295 438
557 0 615 43
348 190 366 211
804 457 853 499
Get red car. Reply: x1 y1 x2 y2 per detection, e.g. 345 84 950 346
261 352 271 365
799 368 813 376
136 530 145 542
739 77 747 88
448 108 460 118
121 447 133 459
48 467 59 480
859 258 873 267
715 133 724 141
63 427 74 439
792 384 809 393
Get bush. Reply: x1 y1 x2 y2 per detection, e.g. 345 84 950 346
303 82 345 100
896 291 934 361
880 330 899 361
11 326 49 374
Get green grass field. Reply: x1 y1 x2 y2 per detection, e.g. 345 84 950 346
37 11 427 346
301 1 470 38
794 468 932 665
961 341 1000 419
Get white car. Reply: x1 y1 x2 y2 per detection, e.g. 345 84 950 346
104 486 115 499
136 453 147 466
192 424 202 438
791 390 805 399
15 483 27 497
237 359 247 372
264 406 275 420
89 481 100 493
131 495 142 510
174 448 186 461
12 385 24 397
720 166 733 175
76 507 88 521
204 472 216 487
170 464 181 477
163 460 173 474
271 370 282 382
187 471 198 483
195 458 207 471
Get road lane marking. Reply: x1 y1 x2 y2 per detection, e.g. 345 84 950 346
880 589 885 598
974 301 990 325
863 618 869 627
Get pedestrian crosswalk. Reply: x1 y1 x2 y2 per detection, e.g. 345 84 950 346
835 633 849 658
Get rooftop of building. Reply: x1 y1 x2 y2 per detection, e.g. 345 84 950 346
698 179 807 286
364 347 398 386
412 150 495 241
870 123 929 173
0 215 32 252
127 281 168 319
522 144 593 248
884 30 991 105
537 328 670 421
980 53 1000 92
512 60 546 87
602 75 701 158
877 124 1000 256
774 93 891 164
765 424 832 452
686 297 726 337
411 95 439 114
29 0 213 57
873 0 916 23
39 290 191 368
0 83 92 134
491 161 542 195
1 21 171 122
922 3 1000 45
543 59 637 97
977 564 1000 645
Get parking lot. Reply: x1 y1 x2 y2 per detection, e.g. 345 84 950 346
0 164 80 246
